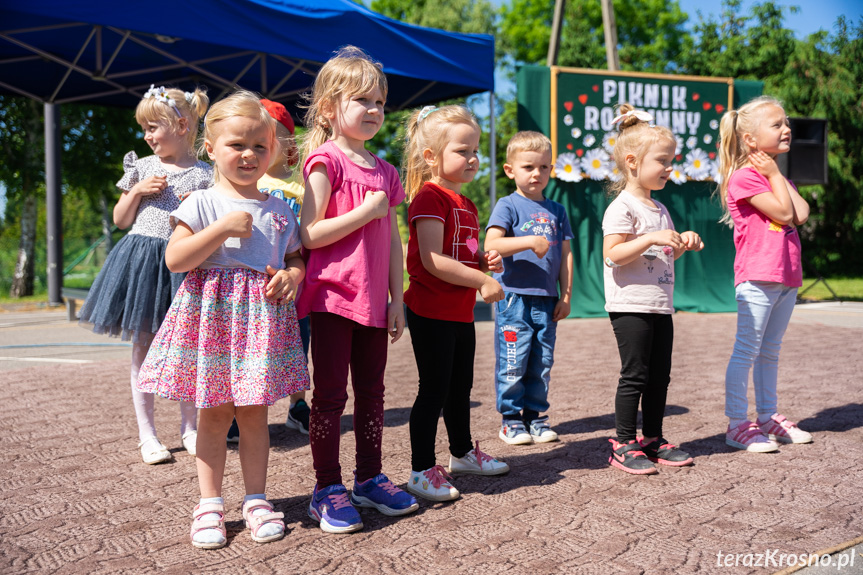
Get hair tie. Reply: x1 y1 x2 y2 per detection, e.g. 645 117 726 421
611 109 654 126
418 105 439 122
184 91 194 103
143 84 182 117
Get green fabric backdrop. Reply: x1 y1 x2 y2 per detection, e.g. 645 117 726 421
515 65 763 317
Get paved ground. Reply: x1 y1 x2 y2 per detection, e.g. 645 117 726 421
1 303 862 574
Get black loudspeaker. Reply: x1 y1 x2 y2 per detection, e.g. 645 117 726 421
776 117 828 186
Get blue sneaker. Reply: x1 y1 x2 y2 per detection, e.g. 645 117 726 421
308 484 363 533
350 473 419 517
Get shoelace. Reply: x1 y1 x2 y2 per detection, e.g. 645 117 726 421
327 492 353 510
423 465 454 489
472 441 494 470
378 480 401 496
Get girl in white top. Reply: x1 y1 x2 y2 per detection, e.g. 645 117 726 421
602 104 704 475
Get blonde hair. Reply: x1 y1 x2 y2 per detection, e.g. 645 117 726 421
199 90 278 183
609 103 676 196
402 105 480 201
506 131 552 163
717 95 785 223
300 46 388 164
135 86 208 150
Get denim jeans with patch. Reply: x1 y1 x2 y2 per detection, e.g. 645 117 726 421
494 292 558 420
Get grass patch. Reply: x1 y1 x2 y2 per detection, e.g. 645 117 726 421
798 277 863 302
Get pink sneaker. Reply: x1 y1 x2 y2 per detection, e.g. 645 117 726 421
758 414 813 444
726 421 779 452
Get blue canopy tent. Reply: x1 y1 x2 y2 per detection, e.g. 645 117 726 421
0 0 496 303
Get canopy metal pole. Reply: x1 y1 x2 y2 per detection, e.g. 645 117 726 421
45 102 63 305
489 90 496 209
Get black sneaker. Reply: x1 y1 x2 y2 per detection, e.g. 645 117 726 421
286 400 310 435
638 437 694 467
608 439 658 475
226 418 240 443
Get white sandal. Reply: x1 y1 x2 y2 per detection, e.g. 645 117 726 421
182 431 198 456
138 437 172 465
242 499 285 543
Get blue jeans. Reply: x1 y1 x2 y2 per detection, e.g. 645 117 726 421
493 292 557 420
725 281 798 420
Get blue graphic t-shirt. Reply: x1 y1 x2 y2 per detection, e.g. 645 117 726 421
486 192 573 297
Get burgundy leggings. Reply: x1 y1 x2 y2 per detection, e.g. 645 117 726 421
308 312 387 487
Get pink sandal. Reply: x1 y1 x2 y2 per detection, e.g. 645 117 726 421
242 499 285 543
190 502 227 549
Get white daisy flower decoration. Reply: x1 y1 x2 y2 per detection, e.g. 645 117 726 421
607 166 623 183
571 127 582 139
564 114 574 126
669 165 687 185
602 132 618 153
583 134 596 147
710 119 719 130
686 135 699 149
703 134 713 145
554 153 583 182
684 149 711 180
674 135 684 155
582 148 610 181
709 161 721 184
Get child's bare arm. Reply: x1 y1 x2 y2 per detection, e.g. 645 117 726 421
300 164 388 249
747 151 794 225
603 229 683 268
416 218 503 303
485 226 549 259
113 176 167 229
387 210 405 343
165 211 251 273
552 241 573 321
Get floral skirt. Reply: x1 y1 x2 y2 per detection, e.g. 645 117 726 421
136 268 310 408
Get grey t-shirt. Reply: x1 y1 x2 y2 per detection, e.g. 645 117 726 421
602 191 676 314
170 188 302 273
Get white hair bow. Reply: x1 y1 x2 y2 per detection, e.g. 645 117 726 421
611 109 654 125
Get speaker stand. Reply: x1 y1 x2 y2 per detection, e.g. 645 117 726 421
797 255 841 302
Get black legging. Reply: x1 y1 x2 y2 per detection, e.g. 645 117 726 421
609 312 674 442
406 307 475 471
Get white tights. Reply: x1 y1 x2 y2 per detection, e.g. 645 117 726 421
131 341 197 442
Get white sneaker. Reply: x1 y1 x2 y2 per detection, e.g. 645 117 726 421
406 466 460 502
448 442 509 475
182 430 198 456
758 414 813 444
527 416 559 443
139 437 172 464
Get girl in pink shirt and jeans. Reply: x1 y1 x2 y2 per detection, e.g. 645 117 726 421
297 46 418 533
718 96 813 452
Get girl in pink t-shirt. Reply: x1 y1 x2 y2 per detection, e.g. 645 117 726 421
718 96 812 453
297 46 418 534
602 105 703 475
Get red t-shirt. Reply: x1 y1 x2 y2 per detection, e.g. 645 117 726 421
405 182 481 322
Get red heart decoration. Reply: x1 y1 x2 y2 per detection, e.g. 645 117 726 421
563 101 573 112
566 143 573 150
703 102 712 110
592 85 599 92
575 149 584 157
692 93 700 101
715 104 725 113
708 152 716 159
578 94 588 105
676 155 683 162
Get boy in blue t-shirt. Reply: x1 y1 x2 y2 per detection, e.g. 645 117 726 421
485 131 574 445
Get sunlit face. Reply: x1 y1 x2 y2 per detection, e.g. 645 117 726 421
504 149 552 200
749 105 791 156
205 116 273 190
428 122 481 191
141 119 186 160
633 139 675 192
329 86 385 144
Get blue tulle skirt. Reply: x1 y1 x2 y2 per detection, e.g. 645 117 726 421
78 234 184 343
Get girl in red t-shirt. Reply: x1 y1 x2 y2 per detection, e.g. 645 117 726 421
401 105 509 502
717 96 812 453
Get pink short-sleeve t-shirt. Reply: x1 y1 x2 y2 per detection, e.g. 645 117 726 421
727 167 802 288
602 192 676 314
297 141 405 328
